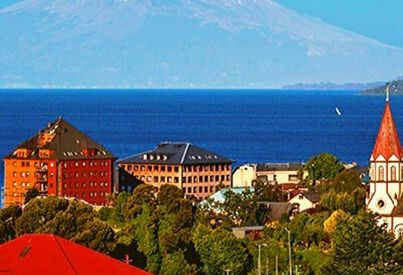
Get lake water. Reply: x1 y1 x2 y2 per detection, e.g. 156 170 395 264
0 89 395 196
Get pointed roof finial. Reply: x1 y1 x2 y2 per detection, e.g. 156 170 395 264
386 83 390 102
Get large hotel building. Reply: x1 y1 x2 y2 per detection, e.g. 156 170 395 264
118 142 233 199
3 118 115 207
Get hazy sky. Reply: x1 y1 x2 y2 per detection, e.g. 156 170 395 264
2 0 402 48
277 0 403 48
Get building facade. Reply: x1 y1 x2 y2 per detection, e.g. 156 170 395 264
366 97 403 238
118 142 233 199
3 118 115 207
232 164 257 188
256 163 302 185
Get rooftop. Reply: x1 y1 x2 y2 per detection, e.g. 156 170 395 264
372 101 402 160
257 163 302 172
118 142 233 165
0 234 151 275
5 117 115 160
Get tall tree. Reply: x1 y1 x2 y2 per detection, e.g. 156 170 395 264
327 210 403 274
192 224 252 275
306 153 344 181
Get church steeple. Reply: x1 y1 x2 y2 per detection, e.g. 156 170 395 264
372 96 402 160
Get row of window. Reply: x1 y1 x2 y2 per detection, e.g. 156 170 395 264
139 174 230 184
124 164 180 173
183 175 230 183
12 182 31 188
63 161 109 168
373 166 402 181
183 164 231 173
183 185 216 194
63 171 109 179
63 182 109 189
63 192 107 198
122 164 231 173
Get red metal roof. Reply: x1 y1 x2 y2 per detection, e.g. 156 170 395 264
0 234 151 275
372 102 402 160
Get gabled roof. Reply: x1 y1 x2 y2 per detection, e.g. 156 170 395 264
372 102 402 160
5 117 115 160
266 202 293 221
289 191 321 203
257 163 302 172
118 142 233 165
0 234 151 275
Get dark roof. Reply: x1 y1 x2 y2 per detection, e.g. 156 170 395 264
266 202 293 221
297 191 321 203
350 166 369 175
0 234 151 274
118 142 233 165
257 163 302 172
5 117 115 160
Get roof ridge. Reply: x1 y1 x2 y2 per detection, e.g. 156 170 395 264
52 235 79 275
180 142 191 164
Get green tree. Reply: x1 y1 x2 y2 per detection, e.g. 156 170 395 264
15 197 69 235
192 224 252 275
123 184 157 221
319 169 362 194
0 205 22 242
24 187 40 204
306 153 344 182
327 210 403 274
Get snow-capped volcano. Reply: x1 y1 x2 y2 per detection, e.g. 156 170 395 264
1 0 403 88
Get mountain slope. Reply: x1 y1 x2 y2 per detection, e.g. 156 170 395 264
1 0 403 88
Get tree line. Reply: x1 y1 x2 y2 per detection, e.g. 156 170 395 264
1 153 402 274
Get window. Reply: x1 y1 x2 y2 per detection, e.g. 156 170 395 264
174 177 179 183
188 177 192 183
204 186 208 193
398 227 403 239
187 187 192 193
378 166 384 181
161 177 166 183
154 176 159 182
174 167 179 173
168 166 172 172
391 166 397 181
161 166 166 172
199 186 203 193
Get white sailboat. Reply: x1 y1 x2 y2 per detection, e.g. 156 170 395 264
335 107 342 116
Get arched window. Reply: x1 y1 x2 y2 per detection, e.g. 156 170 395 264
391 166 397 181
378 166 384 181
399 228 403 239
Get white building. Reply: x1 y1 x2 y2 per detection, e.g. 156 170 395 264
288 191 321 212
232 164 256 188
256 163 302 185
366 96 403 238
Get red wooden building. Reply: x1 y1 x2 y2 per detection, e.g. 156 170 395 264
3 118 115 207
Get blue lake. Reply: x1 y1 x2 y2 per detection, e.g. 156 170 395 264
0 89 395 192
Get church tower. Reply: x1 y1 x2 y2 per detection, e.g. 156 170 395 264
367 91 403 238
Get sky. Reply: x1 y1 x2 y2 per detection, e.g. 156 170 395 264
2 0 401 47
276 0 403 48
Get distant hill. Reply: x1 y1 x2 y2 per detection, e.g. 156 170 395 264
363 78 403 95
2 0 403 88
283 81 384 91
